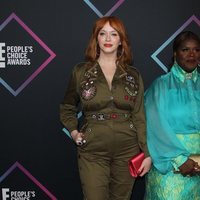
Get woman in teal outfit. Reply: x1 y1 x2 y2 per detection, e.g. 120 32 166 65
145 31 200 200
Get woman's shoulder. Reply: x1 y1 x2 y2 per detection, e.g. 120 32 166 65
125 65 139 72
68 62 87 81
73 61 98 70
152 71 171 85
125 65 141 77
73 62 88 71
72 61 94 75
146 72 171 96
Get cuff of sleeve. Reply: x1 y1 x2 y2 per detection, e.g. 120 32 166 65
63 120 78 134
67 125 78 134
172 155 188 171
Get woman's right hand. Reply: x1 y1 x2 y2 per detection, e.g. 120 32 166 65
178 159 197 176
71 130 85 146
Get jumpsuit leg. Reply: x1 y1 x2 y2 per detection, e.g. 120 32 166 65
77 119 139 200
108 119 139 200
78 153 110 200
109 159 135 200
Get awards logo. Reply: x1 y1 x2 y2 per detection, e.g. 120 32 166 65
0 162 57 200
0 13 56 96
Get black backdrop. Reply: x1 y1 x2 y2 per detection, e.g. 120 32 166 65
0 1 199 199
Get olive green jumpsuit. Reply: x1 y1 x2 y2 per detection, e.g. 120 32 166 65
60 62 149 200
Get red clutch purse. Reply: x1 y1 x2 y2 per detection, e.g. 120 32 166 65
128 152 145 177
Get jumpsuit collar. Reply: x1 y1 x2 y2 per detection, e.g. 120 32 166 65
90 61 127 79
116 64 127 79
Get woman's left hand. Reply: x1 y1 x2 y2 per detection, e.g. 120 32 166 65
138 156 152 177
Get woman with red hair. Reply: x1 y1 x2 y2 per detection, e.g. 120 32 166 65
60 16 151 200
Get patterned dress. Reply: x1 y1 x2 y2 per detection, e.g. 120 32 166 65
144 63 200 200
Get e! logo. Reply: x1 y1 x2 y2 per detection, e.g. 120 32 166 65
2 188 10 200
0 42 6 68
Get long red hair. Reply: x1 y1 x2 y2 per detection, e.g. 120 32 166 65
85 16 133 66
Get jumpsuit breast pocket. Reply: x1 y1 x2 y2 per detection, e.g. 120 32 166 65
122 74 139 109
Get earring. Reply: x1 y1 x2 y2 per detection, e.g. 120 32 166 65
95 45 100 58
173 56 177 65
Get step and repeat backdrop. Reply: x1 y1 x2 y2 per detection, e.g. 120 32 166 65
0 0 199 199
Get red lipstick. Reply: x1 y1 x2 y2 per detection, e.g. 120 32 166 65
104 44 113 47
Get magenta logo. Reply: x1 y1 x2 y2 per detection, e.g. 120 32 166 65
0 13 56 96
83 0 125 17
0 162 57 199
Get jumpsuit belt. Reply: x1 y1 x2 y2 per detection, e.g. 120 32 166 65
85 113 131 121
